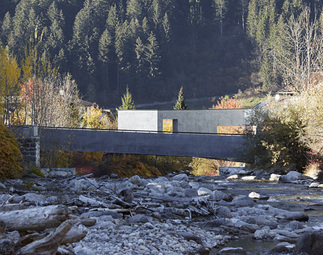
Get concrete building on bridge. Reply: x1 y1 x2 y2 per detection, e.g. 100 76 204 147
118 109 253 134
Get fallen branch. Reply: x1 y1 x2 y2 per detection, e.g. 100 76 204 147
17 220 73 255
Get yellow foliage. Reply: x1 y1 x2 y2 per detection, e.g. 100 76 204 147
81 105 108 129
0 122 24 178
190 157 241 176
0 47 21 121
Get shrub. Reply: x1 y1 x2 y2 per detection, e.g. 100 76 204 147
242 109 310 171
0 122 24 178
190 158 241 176
212 95 242 109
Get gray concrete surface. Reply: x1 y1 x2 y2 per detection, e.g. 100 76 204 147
39 128 246 161
118 109 252 133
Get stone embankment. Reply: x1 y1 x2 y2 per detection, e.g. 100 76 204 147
0 168 323 254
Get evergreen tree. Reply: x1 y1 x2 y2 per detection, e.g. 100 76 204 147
106 4 118 31
240 0 249 31
135 36 145 74
145 31 160 78
213 0 228 36
162 13 171 42
119 86 135 110
127 0 142 20
142 17 150 35
247 0 258 38
1 12 12 45
151 0 161 28
174 86 188 110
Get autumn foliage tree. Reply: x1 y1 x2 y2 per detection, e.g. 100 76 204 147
0 47 20 124
13 41 81 127
81 105 108 129
213 95 242 109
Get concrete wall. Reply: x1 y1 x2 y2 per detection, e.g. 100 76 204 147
157 109 251 133
118 109 252 133
10 125 40 170
40 128 246 161
118 110 158 131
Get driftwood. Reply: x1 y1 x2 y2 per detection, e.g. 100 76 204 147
17 220 73 255
62 226 87 244
78 195 109 207
0 205 68 231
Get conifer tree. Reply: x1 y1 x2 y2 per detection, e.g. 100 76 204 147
213 0 228 36
174 86 188 110
119 86 135 110
145 31 160 78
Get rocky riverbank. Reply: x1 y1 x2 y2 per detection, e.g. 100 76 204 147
0 168 323 254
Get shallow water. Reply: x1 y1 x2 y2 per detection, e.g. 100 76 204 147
210 236 278 255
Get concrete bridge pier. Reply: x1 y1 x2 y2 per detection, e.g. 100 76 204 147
10 125 40 170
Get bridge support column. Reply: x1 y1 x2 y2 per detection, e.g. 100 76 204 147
11 125 40 171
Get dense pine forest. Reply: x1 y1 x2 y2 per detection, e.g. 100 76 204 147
1 0 323 107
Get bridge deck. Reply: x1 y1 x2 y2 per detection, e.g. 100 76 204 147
39 128 246 161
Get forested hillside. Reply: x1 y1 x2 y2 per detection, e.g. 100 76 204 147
1 0 322 107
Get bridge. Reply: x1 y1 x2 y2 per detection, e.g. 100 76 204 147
39 127 246 161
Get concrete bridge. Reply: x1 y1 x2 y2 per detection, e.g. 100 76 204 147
39 127 246 161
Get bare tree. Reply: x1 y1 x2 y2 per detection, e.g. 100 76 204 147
18 73 81 127
274 7 323 92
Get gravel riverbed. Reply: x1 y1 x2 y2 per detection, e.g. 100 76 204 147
1 168 323 254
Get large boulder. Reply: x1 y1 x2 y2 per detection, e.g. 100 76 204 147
279 171 302 183
296 230 323 255
232 196 256 207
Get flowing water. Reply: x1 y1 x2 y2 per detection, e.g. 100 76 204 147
209 180 323 254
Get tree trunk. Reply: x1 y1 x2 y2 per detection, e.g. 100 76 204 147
0 205 68 231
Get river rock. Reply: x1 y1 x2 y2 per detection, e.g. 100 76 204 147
216 206 232 218
253 226 276 240
23 193 47 205
227 174 239 180
269 174 281 182
248 192 260 199
241 176 256 181
184 188 198 197
128 175 142 186
146 182 165 194
71 178 98 191
269 242 295 254
0 238 15 254
172 174 188 182
296 230 323 255
197 187 213 197
279 171 303 183
219 167 247 176
218 247 247 255
213 190 230 201
232 196 256 207
285 211 309 222
126 214 151 224
309 182 320 188
0 182 6 190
